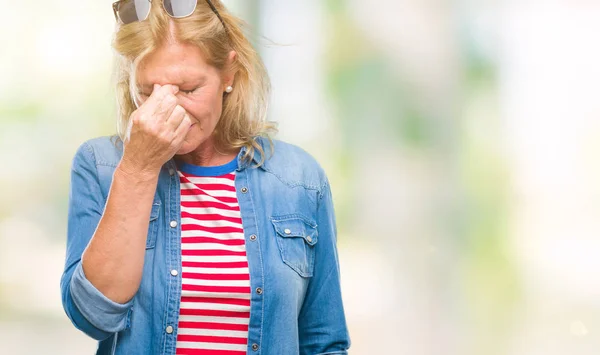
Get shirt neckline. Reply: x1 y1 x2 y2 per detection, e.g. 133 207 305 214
177 157 238 177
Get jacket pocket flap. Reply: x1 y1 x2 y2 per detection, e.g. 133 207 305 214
271 217 318 246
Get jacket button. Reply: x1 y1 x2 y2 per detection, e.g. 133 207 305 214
170 220 178 228
251 343 259 351
170 269 178 276
169 168 175 176
306 236 313 243
250 234 257 241
284 228 291 235
256 287 263 295
166 325 174 334
241 187 248 193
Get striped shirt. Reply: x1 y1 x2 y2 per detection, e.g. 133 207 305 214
175 159 250 355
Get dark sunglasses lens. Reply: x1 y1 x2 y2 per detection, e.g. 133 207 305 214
163 0 197 18
118 0 151 24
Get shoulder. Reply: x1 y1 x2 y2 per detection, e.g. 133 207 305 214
73 135 123 168
257 137 328 192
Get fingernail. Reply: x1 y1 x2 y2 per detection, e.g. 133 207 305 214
154 84 160 90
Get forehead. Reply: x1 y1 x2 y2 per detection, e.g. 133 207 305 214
136 42 218 87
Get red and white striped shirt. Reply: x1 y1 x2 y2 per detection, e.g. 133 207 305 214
175 160 250 355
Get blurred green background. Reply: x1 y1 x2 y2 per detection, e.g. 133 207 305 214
2 0 600 354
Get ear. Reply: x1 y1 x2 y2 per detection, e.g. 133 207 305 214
222 50 237 89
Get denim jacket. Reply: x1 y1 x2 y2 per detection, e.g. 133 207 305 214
60 136 350 355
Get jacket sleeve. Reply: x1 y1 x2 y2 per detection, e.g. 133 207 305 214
298 178 351 355
60 142 134 341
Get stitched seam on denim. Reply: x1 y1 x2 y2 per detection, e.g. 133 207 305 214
162 165 174 354
95 162 119 168
270 214 317 228
82 141 96 165
82 143 108 186
149 202 161 221
245 170 265 353
261 167 321 191
146 204 159 248
171 161 183 352
92 136 122 167
80 292 130 315
317 179 329 201
83 142 111 211
281 255 310 278
270 217 316 277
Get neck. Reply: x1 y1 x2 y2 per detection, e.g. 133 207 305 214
176 138 240 167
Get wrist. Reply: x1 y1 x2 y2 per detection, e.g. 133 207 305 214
116 160 161 183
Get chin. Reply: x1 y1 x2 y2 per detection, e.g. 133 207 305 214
175 127 213 156
175 140 201 155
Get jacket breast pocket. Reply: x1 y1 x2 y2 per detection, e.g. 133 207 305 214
271 216 318 278
146 201 161 249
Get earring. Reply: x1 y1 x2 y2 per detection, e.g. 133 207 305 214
225 86 233 93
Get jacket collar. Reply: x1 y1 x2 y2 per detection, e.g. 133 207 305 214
237 136 269 172
164 136 270 173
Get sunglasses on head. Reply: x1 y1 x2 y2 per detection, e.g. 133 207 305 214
112 0 227 29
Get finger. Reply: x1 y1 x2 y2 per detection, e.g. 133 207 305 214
135 84 164 113
166 105 187 130
138 84 179 116
153 85 181 120
153 93 179 122
147 85 179 120
172 113 193 145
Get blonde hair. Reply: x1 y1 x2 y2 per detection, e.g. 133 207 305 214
112 0 276 165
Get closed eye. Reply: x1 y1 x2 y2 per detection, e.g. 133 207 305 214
180 88 198 94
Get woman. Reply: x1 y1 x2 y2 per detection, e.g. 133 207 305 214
60 0 350 354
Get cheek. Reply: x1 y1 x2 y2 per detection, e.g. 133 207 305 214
182 94 223 121
182 119 210 140
176 124 211 154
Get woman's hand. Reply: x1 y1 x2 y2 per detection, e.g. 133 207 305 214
120 84 192 177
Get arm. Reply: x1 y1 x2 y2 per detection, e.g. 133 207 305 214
60 84 191 340
60 142 158 340
298 178 351 355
